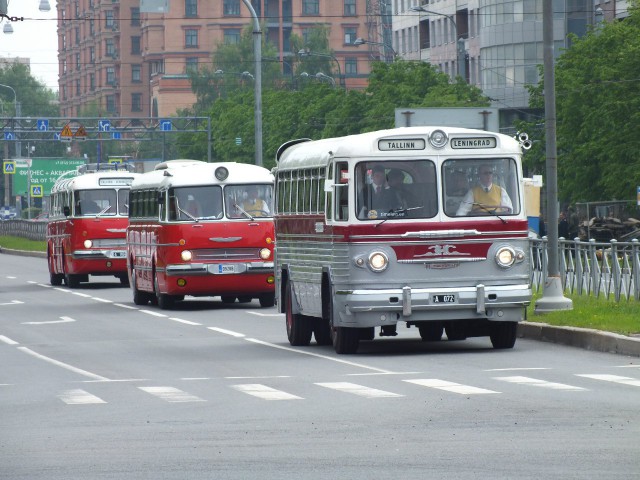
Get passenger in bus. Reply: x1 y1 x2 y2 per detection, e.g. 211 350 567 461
445 170 469 214
241 186 270 217
77 197 100 215
184 195 202 218
387 169 416 207
359 165 405 218
456 165 513 215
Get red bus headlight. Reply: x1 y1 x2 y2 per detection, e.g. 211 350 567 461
84 240 93 248
259 248 271 260
181 250 193 261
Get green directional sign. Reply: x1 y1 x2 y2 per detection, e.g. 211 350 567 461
13 158 86 196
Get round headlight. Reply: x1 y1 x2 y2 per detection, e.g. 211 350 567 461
215 166 229 181
495 246 516 268
181 250 193 261
259 248 271 260
369 251 389 272
83 239 93 248
429 129 448 149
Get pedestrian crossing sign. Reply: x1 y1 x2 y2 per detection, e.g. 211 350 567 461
3 160 16 174
31 185 44 198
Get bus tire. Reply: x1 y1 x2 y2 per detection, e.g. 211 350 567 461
285 281 312 346
259 293 275 308
118 275 130 287
445 323 467 341
313 318 332 345
154 275 174 310
131 268 149 306
48 249 64 286
329 298 359 354
238 296 252 303
490 321 518 349
419 323 443 342
221 296 236 304
65 273 81 288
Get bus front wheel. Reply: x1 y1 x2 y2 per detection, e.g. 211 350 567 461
285 281 312 346
329 298 359 354
259 293 275 308
154 275 174 310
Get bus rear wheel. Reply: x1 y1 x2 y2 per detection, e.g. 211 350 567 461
259 293 275 308
490 321 518 349
313 318 332 346
131 268 150 306
419 323 443 342
285 281 312 346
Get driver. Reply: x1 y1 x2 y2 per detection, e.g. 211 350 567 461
456 165 513 215
241 186 270 217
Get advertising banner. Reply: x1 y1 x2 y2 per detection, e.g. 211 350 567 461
13 158 86 196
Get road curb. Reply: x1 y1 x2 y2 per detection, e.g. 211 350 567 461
0 246 47 258
518 321 640 357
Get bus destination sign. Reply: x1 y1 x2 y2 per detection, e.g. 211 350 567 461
378 138 426 151
99 178 135 187
450 137 497 149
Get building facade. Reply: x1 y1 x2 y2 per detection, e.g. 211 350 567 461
58 0 375 118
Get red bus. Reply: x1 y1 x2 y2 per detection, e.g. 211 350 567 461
47 164 138 287
126 160 275 309
273 127 532 354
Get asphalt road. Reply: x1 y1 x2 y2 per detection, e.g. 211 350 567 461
1 254 639 479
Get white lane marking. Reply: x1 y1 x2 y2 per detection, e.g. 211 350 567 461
37 283 52 288
208 327 245 337
27 281 37 284
58 389 107 405
82 378 148 383
0 300 23 306
245 311 283 317
231 384 302 401
53 288 71 293
72 292 92 298
246 338 397 374
225 375 291 380
347 371 421 376
139 386 206 403
114 303 138 310
0 335 19 345
404 379 500 395
494 376 586 391
139 309 167 317
169 317 202 326
615 365 640 368
182 377 211 381
22 316 76 325
485 367 550 372
316 382 403 398
576 374 640 387
16 347 110 381
92 297 112 303
6 276 16 279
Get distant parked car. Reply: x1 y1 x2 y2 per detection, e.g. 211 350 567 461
1 206 17 221
32 212 49 222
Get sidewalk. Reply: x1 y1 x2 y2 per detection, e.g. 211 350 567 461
2 245 640 357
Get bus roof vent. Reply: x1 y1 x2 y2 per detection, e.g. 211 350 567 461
276 138 311 163
78 163 134 174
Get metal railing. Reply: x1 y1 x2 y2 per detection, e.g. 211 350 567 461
0 219 46 242
531 237 640 302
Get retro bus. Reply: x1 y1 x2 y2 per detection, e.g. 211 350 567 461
273 127 532 354
126 160 275 309
47 163 138 287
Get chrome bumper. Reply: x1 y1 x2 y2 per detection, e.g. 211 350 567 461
72 249 127 260
165 262 274 276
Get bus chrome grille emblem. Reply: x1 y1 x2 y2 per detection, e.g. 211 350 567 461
415 244 470 258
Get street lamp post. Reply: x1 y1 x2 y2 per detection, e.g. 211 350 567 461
0 83 20 207
298 49 343 87
352 37 397 62
240 0 262 167
410 5 467 81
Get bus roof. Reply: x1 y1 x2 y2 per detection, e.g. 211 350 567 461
275 126 523 171
51 170 139 193
131 161 274 190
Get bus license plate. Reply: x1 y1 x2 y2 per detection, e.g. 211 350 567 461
110 251 126 258
432 294 456 304
215 264 236 274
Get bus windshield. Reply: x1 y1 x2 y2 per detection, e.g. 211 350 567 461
75 189 118 216
443 158 521 217
356 160 437 220
225 184 273 219
169 186 223 221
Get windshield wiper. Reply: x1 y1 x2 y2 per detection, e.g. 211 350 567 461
175 199 199 222
95 205 111 217
234 203 254 220
471 203 507 223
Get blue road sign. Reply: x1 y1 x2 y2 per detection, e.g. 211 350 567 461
4 132 14 140
31 185 43 198
99 119 111 132
37 119 49 131
3 161 15 174
112 131 121 140
160 119 172 131
54 133 61 141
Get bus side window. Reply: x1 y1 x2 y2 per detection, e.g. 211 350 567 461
334 162 349 221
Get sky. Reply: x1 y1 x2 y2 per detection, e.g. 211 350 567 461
0 0 59 91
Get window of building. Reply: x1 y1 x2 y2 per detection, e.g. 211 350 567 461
131 93 142 112
131 7 140 26
185 29 198 48
106 39 115 56
343 26 357 45
106 67 116 85
90 47 95 64
344 0 356 15
131 36 141 55
105 10 114 28
90 73 95 91
345 57 357 75
185 0 197 17
224 29 241 45
106 95 116 113
76 53 80 70
132 64 142 82
63 60 67 74
302 0 319 15
223 0 240 15
76 79 80 95
89 19 94 36
186 57 199 73
75 27 80 45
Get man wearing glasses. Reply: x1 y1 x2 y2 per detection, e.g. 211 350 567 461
455 165 513 216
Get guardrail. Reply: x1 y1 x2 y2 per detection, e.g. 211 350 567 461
531 237 640 302
0 219 47 241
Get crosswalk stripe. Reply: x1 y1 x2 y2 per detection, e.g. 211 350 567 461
404 378 499 395
316 382 403 398
139 386 206 403
231 384 302 400
494 376 586 391
576 374 640 387
58 389 107 405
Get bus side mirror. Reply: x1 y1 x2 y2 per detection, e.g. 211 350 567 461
157 192 164 204
324 180 334 193
63 206 70 217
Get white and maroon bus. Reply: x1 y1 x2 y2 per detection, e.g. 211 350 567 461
126 160 275 309
47 163 138 287
273 127 532 354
